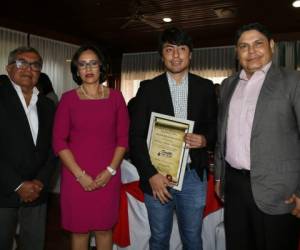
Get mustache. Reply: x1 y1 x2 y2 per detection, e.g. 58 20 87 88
19 74 33 78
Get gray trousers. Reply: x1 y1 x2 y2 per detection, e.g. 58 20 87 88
0 203 47 250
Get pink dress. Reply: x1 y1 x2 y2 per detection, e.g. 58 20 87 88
52 89 129 233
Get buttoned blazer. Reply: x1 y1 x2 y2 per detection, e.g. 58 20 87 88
130 72 217 195
214 64 300 214
0 81 55 207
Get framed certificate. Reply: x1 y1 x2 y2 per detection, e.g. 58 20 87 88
147 112 194 191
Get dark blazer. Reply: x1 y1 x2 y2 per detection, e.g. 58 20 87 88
0 81 55 207
214 64 300 214
130 73 217 195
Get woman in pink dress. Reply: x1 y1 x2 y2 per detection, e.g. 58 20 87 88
53 44 129 250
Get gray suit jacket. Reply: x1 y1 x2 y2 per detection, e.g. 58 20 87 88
214 63 300 215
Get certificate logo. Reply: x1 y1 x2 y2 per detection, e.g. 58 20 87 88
157 150 173 158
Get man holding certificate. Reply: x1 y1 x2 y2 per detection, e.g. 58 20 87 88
130 27 217 250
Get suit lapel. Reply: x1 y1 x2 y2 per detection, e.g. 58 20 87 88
36 98 44 148
251 64 281 134
187 73 195 120
2 82 35 147
160 73 175 116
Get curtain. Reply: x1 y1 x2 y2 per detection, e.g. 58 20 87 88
121 46 236 103
297 41 300 71
273 41 300 70
30 35 79 97
190 46 236 82
121 52 163 103
0 27 27 75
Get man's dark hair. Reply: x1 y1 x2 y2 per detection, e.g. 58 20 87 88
234 22 273 45
71 44 108 85
8 46 43 65
158 27 193 56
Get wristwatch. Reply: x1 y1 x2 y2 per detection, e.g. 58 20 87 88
106 166 116 176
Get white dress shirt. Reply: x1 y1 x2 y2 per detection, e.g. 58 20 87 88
11 81 39 145
11 81 39 191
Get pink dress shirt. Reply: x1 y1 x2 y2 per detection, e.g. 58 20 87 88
225 62 271 170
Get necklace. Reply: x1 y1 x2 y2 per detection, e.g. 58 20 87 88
80 84 104 99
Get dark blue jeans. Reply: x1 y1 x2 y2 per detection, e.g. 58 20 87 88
144 167 207 250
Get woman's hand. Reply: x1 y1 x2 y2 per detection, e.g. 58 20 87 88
95 169 113 188
78 173 97 191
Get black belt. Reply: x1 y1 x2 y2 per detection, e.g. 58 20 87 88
226 162 250 176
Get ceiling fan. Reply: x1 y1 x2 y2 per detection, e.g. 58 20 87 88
120 0 162 29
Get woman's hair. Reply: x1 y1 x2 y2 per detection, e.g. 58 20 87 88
0 74 10 86
37 72 54 95
71 44 108 85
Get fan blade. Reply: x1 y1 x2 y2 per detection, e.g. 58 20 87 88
139 16 162 29
120 19 136 29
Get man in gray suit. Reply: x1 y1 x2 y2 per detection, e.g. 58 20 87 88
214 23 300 250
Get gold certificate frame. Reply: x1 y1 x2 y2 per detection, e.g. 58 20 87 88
147 112 194 191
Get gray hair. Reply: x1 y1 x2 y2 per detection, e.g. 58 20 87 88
7 46 43 65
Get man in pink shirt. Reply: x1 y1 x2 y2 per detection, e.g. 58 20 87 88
215 23 300 250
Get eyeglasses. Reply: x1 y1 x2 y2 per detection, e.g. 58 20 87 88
11 59 43 72
77 60 100 70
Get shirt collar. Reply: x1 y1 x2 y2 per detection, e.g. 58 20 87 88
10 80 39 96
239 61 272 81
10 79 39 107
166 72 188 86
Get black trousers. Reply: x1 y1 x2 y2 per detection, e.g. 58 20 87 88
224 165 300 250
0 203 47 250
